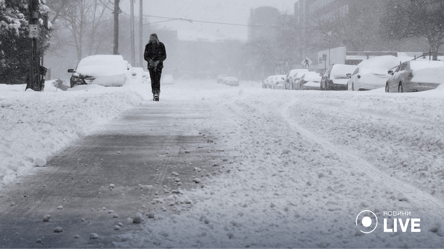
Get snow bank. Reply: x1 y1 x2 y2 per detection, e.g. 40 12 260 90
0 79 150 187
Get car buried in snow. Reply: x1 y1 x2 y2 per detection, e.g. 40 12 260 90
222 76 240 86
285 69 309 90
68 55 129 88
262 76 273 89
347 55 410 91
320 64 357 91
271 75 286 90
385 60 444 93
217 74 228 83
299 72 322 90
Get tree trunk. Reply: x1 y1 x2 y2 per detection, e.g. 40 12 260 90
430 41 440 61
113 0 120 55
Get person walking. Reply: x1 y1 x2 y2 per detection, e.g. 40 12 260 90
144 33 167 101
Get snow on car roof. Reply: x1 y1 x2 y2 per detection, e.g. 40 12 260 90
76 55 127 76
358 55 408 70
410 61 444 71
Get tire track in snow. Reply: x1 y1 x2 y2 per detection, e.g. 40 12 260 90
279 99 444 216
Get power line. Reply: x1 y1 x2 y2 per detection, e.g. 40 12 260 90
117 10 312 30
144 14 312 30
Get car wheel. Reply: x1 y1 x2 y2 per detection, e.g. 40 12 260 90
385 82 389 93
398 82 403 93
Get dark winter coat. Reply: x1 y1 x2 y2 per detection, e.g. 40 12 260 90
144 42 167 69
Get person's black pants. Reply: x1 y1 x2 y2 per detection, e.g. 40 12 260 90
148 68 162 94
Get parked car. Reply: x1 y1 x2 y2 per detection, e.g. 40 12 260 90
291 72 311 90
129 67 145 83
262 76 271 88
271 75 286 90
222 76 240 86
347 56 410 91
68 55 129 88
321 64 357 91
300 72 322 90
217 74 227 83
285 69 309 90
386 60 444 92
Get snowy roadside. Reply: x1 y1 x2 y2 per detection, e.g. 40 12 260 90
0 79 151 187
115 83 444 248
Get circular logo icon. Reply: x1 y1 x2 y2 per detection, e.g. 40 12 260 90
356 210 378 234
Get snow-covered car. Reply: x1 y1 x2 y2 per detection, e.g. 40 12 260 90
347 56 409 91
285 69 309 90
271 75 286 90
264 76 278 89
262 76 272 89
161 74 174 85
68 55 129 88
321 64 357 91
291 72 311 90
300 72 322 90
222 76 240 86
386 60 444 92
130 67 145 83
217 74 227 83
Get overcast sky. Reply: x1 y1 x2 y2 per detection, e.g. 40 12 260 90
122 0 297 41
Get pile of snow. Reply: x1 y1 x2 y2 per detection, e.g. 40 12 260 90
0 79 150 187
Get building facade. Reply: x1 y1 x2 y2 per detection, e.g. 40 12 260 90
248 6 281 42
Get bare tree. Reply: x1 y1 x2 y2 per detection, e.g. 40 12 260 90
381 0 444 60
311 1 385 52
46 0 112 61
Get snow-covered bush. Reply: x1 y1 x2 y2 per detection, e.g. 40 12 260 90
0 0 52 84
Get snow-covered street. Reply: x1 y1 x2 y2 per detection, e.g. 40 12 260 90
112 81 444 248
1 80 444 247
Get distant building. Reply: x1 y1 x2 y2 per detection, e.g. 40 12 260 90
295 0 351 24
248 6 281 42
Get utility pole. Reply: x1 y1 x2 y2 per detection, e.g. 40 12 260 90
139 0 144 67
26 0 42 91
113 0 120 55
130 0 136 66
